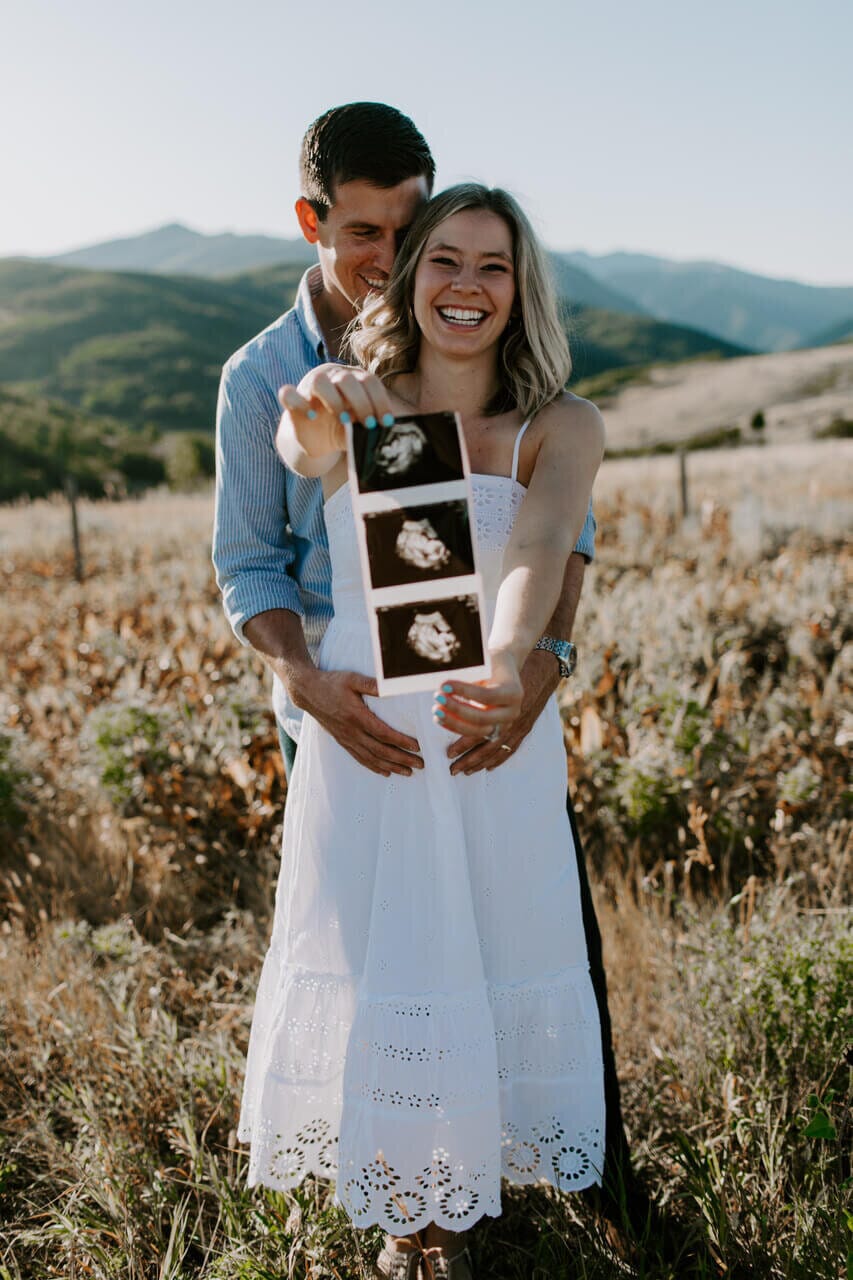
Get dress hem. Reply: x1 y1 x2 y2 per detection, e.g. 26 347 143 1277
240 1164 603 1234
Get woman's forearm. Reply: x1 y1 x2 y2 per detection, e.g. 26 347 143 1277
488 540 571 669
488 396 605 665
275 409 343 477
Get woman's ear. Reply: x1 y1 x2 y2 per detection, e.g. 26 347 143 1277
295 198 321 245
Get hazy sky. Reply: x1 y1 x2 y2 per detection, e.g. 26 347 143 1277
4 0 851 284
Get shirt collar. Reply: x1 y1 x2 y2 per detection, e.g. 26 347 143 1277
294 262 328 361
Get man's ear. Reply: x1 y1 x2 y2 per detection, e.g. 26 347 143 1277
295 197 321 245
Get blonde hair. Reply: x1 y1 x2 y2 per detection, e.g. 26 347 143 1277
348 184 572 417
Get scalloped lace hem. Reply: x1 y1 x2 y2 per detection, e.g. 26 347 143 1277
237 1110 604 1232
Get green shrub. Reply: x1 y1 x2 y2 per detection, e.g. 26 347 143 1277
87 703 169 805
815 416 853 439
777 757 821 808
0 732 27 827
165 433 215 491
117 450 167 490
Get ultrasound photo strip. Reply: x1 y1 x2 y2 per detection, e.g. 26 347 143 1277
345 411 492 696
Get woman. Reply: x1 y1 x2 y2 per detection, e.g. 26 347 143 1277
238 185 607 1280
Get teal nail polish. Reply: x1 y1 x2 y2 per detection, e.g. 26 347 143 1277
339 411 351 425
307 409 317 420
364 415 377 429
434 708 445 720
441 683 453 694
435 693 447 705
381 413 395 427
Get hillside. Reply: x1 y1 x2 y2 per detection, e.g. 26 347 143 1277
0 259 304 433
48 221 315 276
589 342 853 452
566 250 853 353
565 305 746 382
0 386 152 502
0 259 748 443
802 316 853 348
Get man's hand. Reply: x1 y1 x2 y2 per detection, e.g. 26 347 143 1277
446 649 560 775
291 664 424 778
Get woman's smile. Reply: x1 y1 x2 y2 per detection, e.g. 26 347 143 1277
436 305 490 329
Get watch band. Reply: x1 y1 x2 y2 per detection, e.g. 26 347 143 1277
534 635 577 679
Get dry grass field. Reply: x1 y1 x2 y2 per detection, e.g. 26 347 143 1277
0 437 850 1279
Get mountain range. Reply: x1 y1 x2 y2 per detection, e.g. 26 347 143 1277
0 257 745 438
564 250 853 354
47 222 853 354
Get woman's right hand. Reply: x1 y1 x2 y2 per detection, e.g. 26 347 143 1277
278 365 396 456
432 649 524 742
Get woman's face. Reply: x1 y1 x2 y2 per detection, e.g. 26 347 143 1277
412 208 516 359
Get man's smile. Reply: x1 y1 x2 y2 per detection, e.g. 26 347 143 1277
359 272 387 291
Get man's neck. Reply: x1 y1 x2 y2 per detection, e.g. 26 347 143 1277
311 284 356 363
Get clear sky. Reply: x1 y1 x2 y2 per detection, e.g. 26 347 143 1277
3 0 851 285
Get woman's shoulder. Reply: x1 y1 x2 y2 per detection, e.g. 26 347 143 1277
533 392 607 454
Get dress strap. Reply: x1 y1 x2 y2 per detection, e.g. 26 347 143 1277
510 417 533 483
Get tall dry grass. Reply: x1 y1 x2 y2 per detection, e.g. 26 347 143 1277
0 441 850 1278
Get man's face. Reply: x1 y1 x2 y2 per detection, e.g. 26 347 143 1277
299 176 430 317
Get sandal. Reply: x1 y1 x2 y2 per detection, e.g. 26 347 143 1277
419 1243 475 1280
375 1239 423 1280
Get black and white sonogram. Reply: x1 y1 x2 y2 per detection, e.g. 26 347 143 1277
362 501 474 589
352 411 464 493
376 594 485 680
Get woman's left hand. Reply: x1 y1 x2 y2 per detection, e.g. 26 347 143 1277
432 650 523 741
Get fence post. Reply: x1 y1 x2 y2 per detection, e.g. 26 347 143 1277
678 447 689 518
65 474 84 582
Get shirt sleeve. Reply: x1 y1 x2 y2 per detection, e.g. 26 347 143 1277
573 496 597 564
212 357 305 645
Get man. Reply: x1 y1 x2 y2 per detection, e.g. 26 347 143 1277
213 101 596 779
212 101 638 1227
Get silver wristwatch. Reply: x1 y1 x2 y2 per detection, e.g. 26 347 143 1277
534 635 577 680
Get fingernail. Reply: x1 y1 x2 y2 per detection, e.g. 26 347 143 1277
441 684 453 694
434 709 445 721
306 409 317 420
381 413 395 427
435 693 447 705
339 411 351 425
364 415 377 429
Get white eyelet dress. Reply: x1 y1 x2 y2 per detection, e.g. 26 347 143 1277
237 420 606 1233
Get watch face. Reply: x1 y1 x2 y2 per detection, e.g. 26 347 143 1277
555 641 576 675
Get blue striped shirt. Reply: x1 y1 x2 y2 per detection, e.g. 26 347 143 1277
212 264 598 739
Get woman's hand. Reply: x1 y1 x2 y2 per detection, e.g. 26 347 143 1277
278 365 395 456
432 649 523 743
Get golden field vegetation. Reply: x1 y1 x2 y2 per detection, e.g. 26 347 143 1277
0 440 850 1279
